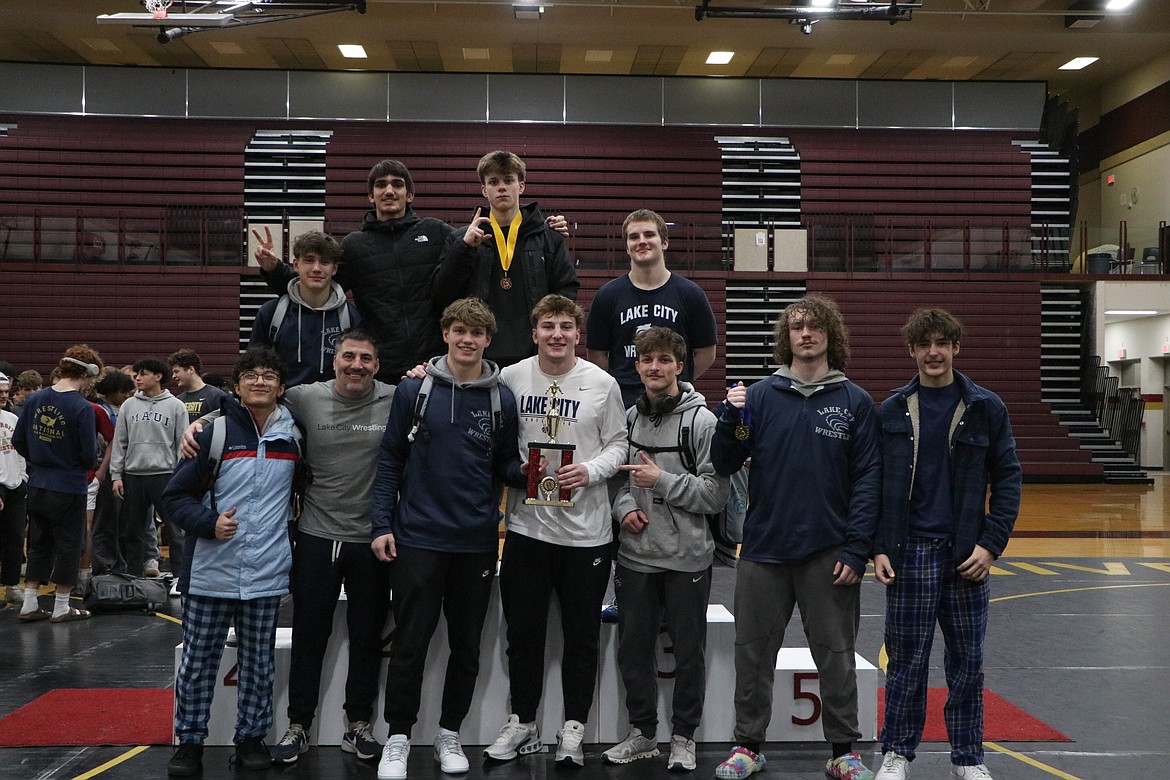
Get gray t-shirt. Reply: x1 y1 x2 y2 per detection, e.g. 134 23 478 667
283 379 395 544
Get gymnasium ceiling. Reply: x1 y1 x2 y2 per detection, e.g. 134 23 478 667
3 1 1169 96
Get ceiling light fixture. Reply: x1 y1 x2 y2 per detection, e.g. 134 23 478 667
338 44 367 58
1059 56 1099 70
1104 310 1158 316
706 51 734 64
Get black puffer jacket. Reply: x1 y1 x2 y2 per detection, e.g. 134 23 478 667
261 208 453 380
434 201 577 365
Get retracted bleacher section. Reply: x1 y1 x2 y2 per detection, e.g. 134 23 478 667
790 129 1035 273
809 278 1102 481
321 123 726 272
0 115 1104 479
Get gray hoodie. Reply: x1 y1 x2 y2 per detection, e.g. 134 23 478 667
613 383 731 573
110 389 188 479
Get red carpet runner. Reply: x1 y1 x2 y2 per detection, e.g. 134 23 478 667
877 687 1069 742
0 688 174 746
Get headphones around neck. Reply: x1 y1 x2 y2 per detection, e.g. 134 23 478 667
62 356 100 377
635 391 681 416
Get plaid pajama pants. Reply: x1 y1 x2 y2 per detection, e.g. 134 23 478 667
174 593 281 744
880 537 989 766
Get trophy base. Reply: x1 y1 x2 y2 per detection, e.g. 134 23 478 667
523 498 575 507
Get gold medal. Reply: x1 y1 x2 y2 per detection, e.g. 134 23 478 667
490 211 523 291
735 424 750 441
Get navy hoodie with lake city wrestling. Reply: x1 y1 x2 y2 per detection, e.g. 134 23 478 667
369 356 524 554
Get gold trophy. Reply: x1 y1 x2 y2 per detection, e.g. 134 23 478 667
524 381 576 507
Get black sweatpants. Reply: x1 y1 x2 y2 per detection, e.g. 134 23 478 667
0 482 27 586
382 544 497 737
287 531 392 730
121 472 184 581
614 563 712 739
499 531 612 724
25 486 85 587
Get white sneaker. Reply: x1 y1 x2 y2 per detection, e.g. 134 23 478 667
484 714 541 761
951 765 993 780
144 559 161 578
602 728 659 764
876 752 909 780
433 729 469 774
378 734 409 780
554 719 585 766
667 734 696 771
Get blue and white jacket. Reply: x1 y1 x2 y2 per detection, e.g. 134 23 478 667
162 396 301 599
711 367 880 575
874 371 1022 570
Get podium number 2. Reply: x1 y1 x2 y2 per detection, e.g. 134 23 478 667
792 672 822 726
223 664 238 687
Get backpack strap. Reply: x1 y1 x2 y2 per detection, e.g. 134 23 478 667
206 417 227 514
409 373 502 444
269 295 291 342
626 405 702 473
677 406 701 476
408 374 433 443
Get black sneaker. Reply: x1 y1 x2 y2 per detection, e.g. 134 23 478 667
342 720 381 760
167 742 203 777
233 736 272 771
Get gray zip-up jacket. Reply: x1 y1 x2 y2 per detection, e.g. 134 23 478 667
613 384 731 573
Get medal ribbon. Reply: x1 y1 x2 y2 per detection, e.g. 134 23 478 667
489 211 523 275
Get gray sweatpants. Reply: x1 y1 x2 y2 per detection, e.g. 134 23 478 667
732 547 862 745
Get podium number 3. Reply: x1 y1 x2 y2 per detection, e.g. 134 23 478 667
792 672 822 726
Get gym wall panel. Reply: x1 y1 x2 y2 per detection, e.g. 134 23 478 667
84 66 188 117
663 78 759 126
289 71 387 120
488 75 565 122
0 63 83 114
857 80 953 129
954 81 1046 131
564 76 663 125
387 73 488 122
189 69 289 119
761 79 857 128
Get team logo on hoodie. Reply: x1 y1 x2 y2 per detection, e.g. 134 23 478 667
814 405 853 441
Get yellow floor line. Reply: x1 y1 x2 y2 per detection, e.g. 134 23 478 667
70 745 149 779
985 742 1082 779
155 611 182 626
991 581 1170 603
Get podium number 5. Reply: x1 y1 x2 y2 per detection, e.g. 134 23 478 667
792 672 822 726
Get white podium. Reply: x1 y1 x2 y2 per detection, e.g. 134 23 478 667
176 589 877 746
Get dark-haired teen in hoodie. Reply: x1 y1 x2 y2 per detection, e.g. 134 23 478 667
250 230 360 388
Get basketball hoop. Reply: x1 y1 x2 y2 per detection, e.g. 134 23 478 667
143 0 174 19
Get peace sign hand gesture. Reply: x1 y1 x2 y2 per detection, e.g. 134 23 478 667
251 226 279 271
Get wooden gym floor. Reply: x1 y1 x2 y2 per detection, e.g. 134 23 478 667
1 475 1167 780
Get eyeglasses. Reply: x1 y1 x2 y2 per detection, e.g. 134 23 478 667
239 370 280 384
